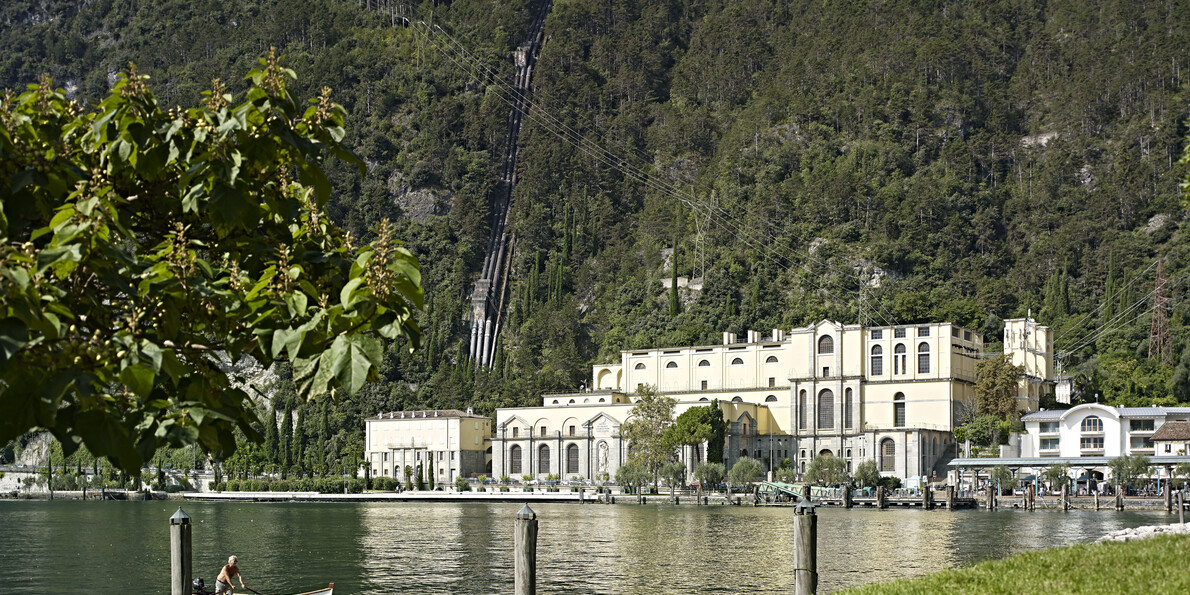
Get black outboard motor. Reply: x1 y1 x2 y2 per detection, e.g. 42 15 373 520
192 577 209 595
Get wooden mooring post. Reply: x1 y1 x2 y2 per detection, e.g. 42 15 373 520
985 486 995 510
1115 490 1124 511
1027 484 1035 511
1060 484 1069 511
842 485 852 509
945 485 955 510
169 508 192 595
514 505 538 595
922 487 932 510
1164 481 1172 513
1178 492 1185 524
793 500 818 595
1094 491 1100 511
876 486 886 509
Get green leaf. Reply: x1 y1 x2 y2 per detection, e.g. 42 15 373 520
340 277 365 310
0 318 30 366
120 364 156 400
329 334 382 395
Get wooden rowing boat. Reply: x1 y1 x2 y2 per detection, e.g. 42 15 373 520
291 584 333 595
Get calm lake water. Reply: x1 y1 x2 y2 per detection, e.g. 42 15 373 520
0 500 1175 593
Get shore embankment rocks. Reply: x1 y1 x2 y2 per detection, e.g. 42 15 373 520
1095 523 1190 543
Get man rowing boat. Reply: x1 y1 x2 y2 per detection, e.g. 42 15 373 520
215 555 247 594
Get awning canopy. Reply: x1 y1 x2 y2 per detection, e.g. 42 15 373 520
949 456 1190 468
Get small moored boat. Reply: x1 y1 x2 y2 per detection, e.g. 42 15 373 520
292 585 333 595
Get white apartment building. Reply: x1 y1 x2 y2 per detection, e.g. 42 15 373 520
365 409 492 485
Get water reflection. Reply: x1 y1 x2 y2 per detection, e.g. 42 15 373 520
0 501 1175 594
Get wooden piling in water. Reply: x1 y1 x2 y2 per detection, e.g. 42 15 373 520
945 485 955 510
793 503 818 595
1060 485 1068 511
169 508 192 595
1094 491 1100 510
922 487 931 510
1027 484 1035 511
1178 492 1185 524
842 485 852 509
986 486 995 510
1115 490 1124 511
1164 481 1172 513
514 505 538 595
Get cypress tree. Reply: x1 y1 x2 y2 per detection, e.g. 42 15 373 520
317 402 330 475
427 452 435 490
293 404 307 476
264 399 280 466
280 404 294 475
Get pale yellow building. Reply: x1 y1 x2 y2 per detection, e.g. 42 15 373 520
1003 316 1054 412
365 409 492 485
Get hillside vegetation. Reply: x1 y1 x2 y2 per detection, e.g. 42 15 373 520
3 0 1189 475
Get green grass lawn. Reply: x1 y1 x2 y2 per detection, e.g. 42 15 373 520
836 533 1190 594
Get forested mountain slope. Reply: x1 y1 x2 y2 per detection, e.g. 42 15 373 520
4 0 1189 473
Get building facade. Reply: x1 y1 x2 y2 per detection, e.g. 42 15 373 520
1020 403 1190 461
493 318 1047 482
365 409 492 485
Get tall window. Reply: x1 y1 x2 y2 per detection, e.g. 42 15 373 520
917 342 930 373
871 345 883 375
893 392 906 427
818 335 834 354
817 389 834 429
769 377 776 388
512 427 519 438
799 389 808 430
510 445 522 474
538 445 550 474
1081 416 1103 432
844 388 853 429
539 426 548 437
894 344 906 374
566 444 579 474
701 380 708 390
880 439 896 472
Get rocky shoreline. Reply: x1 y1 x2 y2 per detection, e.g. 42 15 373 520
1095 522 1190 543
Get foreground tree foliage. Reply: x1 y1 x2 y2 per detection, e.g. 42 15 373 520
805 454 849 486
621 385 677 482
0 54 422 474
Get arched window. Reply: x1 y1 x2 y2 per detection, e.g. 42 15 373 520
818 335 834 354
666 361 679 369
698 359 711 367
698 397 709 402
731 396 743 403
510 445 522 474
731 357 744 365
765 395 778 402
798 389 808 430
1081 416 1103 432
894 392 906 427
741 449 749 458
819 449 833 457
568 399 575 404
894 344 906 374
538 445 550 474
552 400 559 405
817 389 834 429
765 355 779 364
880 439 895 472
917 342 930 374
598 398 605 403
566 444 579 474
583 398 589 403
870 345 883 375
634 363 646 370
844 388 853 429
